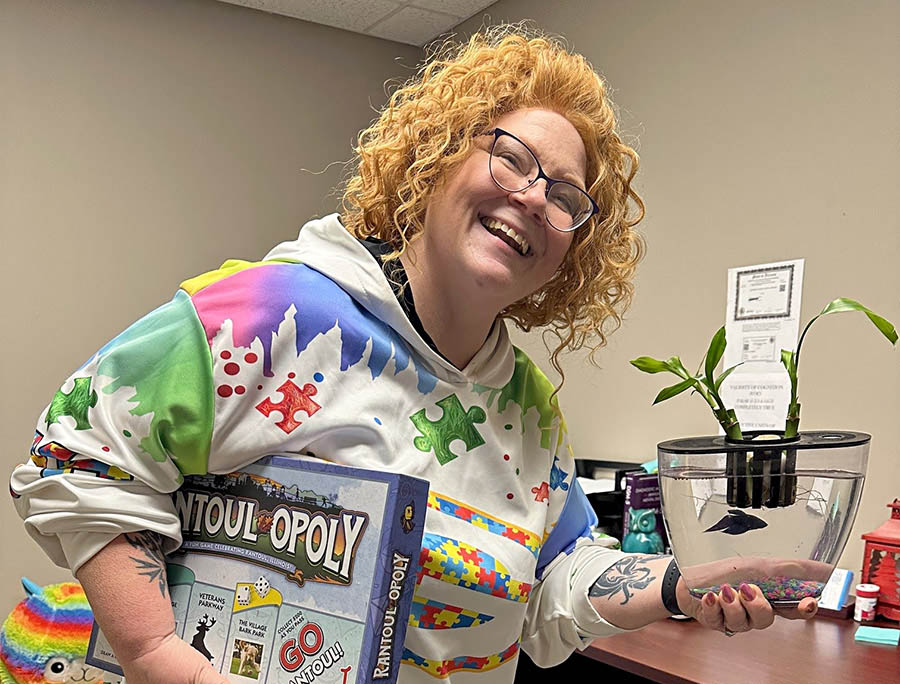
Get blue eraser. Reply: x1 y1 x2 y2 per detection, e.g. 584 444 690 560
854 626 900 645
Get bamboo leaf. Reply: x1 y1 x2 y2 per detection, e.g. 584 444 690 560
780 349 796 378
816 298 898 344
665 356 691 378
653 378 697 404
780 349 793 371
819 297 868 316
704 326 727 386
714 363 742 392
630 356 671 374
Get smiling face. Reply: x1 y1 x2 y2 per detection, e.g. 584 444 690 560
419 108 588 313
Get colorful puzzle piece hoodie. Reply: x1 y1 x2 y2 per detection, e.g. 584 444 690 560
11 214 629 682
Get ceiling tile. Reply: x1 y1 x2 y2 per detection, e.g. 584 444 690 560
410 0 497 19
368 5 461 46
218 0 401 34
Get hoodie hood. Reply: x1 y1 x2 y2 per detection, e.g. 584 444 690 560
264 214 515 388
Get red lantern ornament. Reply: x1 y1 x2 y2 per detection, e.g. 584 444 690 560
860 499 900 621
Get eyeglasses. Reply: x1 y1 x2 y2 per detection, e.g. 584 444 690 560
486 128 599 232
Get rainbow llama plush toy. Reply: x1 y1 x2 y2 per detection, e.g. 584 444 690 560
0 579 105 684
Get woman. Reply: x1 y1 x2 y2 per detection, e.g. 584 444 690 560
10 28 815 684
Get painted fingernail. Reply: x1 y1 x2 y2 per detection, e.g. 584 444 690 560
704 592 717 606
721 584 736 603
739 583 755 601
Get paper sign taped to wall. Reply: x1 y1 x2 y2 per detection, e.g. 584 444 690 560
720 259 804 431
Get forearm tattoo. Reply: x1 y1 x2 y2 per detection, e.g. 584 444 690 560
589 554 667 605
124 531 169 598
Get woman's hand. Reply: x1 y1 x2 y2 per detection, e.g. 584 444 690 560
120 633 229 684
674 555 824 634
586 553 819 633
676 579 818 635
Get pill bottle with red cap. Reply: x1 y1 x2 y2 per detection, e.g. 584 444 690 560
854 583 880 622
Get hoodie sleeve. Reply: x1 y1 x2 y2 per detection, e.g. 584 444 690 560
520 416 630 667
9 289 215 574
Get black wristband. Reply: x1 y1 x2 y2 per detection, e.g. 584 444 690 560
661 557 685 616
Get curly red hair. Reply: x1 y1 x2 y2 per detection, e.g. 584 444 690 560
341 25 645 381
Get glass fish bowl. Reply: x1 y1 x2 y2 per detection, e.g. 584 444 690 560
657 431 868 605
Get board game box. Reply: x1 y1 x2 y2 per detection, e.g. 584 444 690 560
86 456 429 684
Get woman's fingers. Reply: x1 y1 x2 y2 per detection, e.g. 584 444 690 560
695 590 726 632
692 583 816 634
774 596 819 620
798 596 818 617
737 583 775 630
719 584 751 632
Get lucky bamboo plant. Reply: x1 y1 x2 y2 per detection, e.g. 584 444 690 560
632 298 896 509
631 298 897 439
780 299 896 437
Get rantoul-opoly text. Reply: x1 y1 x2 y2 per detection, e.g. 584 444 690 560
174 490 368 583
372 552 411 680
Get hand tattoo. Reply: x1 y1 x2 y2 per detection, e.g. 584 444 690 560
124 531 169 598
589 554 667 605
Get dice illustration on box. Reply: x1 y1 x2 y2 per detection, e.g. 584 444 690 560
236 585 251 606
255 576 270 599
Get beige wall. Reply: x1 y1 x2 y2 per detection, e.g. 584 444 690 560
458 0 900 576
2 0 898 619
0 0 420 613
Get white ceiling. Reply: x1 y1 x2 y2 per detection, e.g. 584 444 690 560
216 0 498 47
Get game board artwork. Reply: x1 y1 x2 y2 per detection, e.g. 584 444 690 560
168 564 197 640
85 458 428 684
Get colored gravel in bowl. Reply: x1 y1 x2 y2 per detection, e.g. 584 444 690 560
689 577 825 602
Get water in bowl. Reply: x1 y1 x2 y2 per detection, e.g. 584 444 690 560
660 468 864 604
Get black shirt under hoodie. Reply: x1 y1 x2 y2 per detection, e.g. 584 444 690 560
357 237 447 362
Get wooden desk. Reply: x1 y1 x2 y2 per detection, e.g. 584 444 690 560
581 617 899 684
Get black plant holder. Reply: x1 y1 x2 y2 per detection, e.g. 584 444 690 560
724 432 800 508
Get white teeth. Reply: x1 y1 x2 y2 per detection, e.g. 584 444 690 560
482 217 531 256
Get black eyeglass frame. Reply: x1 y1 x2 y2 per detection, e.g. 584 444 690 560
486 128 600 233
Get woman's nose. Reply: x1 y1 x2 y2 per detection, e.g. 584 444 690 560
509 180 548 219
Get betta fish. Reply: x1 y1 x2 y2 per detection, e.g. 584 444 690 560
0 579 107 684
704 509 768 535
